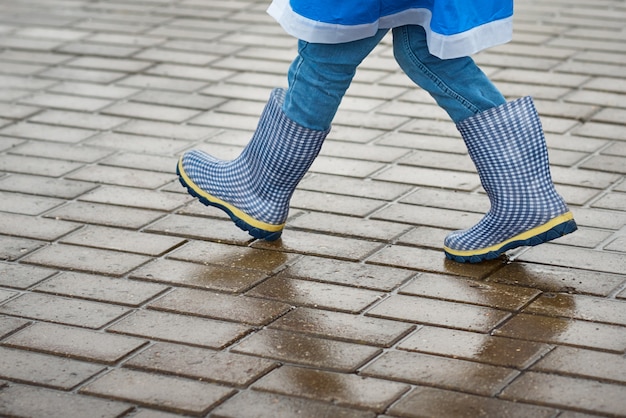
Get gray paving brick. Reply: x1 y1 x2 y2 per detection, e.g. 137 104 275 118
78 185 190 211
33 271 168 306
389 387 557 418
109 309 251 349
81 368 234 416
254 366 409 413
10 141 114 163
232 328 381 372
4 322 147 364
0 346 105 390
22 243 151 277
500 372 626 417
212 390 375 418
1 122 97 143
0 384 133 418
362 350 517 396
45 201 166 229
125 341 277 387
0 212 81 241
0 236 47 261
148 287 290 325
0 191 64 215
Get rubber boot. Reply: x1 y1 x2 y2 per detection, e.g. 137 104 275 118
444 96 577 263
177 88 329 241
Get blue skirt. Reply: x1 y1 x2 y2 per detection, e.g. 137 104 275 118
267 0 513 59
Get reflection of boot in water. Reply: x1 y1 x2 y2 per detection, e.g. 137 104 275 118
444 97 577 263
177 88 329 241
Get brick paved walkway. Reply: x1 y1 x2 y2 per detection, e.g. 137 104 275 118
0 0 625 417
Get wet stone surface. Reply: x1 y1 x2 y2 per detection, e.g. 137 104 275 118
0 0 624 416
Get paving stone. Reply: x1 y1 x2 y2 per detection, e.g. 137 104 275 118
523 293 626 326
0 288 18 304
489 263 624 296
29 109 128 130
247 276 384 314
0 236 47 261
0 346 105 390
253 365 409 413
61 225 184 256
532 345 626 385
499 372 626 417
101 152 179 173
22 244 151 277
494 313 626 353
0 103 40 119
368 294 510 333
278 255 414 291
518 244 626 275
212 390 375 418
109 309 251 349
291 189 386 217
361 350 518 396
33 271 168 306
372 202 483 230
118 74 207 92
50 81 139 99
81 368 234 416
299 173 412 201
270 307 414 347
39 66 127 84
4 322 147 364
389 386 557 418
10 141 114 163
0 213 81 241
0 291 130 328
289 211 410 241
20 93 113 112
79 185 190 211
0 154 84 177
102 102 201 123
374 165 481 190
396 225 451 249
67 56 153 72
400 187 489 213
398 325 550 368
0 174 96 199
253 229 384 261
0 120 96 145
45 201 166 229
366 244 502 279
125 341 277 387
400 273 540 311
0 316 29 339
0 384 133 418
131 258 269 293
86 132 192 154
65 159 178 189
148 287 290 326
0 262 55 289
168 240 297 273
0 191 64 215
232 329 381 372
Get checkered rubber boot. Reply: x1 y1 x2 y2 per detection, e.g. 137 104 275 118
444 96 577 263
177 88 329 241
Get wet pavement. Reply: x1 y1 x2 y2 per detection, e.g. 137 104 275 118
0 0 625 416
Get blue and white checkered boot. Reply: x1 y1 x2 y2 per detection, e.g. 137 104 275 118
177 88 329 241
444 97 577 263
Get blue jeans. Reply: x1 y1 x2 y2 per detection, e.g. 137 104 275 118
283 25 506 130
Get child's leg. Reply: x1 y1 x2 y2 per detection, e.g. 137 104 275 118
177 31 388 241
392 25 505 123
283 29 388 131
392 25 576 263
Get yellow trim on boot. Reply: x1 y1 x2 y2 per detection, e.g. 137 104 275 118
177 157 285 233
443 211 575 257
